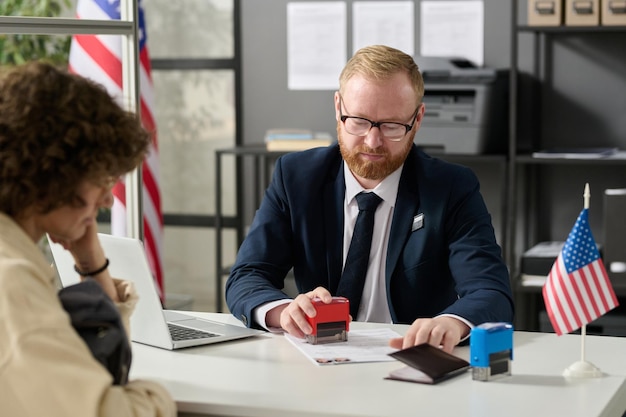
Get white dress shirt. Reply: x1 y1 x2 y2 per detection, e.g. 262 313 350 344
343 161 402 323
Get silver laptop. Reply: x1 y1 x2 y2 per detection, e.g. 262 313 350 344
49 233 262 350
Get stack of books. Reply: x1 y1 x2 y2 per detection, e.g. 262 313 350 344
265 129 333 151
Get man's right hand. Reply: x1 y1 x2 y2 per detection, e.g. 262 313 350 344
266 286 333 339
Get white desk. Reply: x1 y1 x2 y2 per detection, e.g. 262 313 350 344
130 313 626 417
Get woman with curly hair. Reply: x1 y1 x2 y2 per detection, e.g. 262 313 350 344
0 61 175 417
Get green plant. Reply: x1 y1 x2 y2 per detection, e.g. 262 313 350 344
0 0 72 65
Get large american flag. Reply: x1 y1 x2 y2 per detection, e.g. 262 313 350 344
69 0 164 299
543 208 618 335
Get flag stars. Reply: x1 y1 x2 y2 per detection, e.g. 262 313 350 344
562 209 600 273
109 0 120 14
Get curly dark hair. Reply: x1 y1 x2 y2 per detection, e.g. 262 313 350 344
0 61 150 217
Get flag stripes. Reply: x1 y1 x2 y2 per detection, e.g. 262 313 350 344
542 208 618 335
69 0 164 299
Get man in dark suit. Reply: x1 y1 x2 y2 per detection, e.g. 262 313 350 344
226 45 513 353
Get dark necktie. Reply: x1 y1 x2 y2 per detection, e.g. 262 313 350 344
337 191 383 318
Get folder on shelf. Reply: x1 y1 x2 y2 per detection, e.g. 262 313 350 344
532 147 619 159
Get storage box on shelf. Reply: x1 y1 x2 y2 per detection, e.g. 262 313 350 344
564 0 600 26
602 0 626 25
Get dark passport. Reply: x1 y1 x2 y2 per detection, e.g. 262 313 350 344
386 343 470 384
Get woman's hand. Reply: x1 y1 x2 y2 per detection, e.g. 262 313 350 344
49 224 119 302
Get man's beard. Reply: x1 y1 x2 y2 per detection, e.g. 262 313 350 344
337 122 414 181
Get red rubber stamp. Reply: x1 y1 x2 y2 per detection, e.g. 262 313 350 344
305 297 350 344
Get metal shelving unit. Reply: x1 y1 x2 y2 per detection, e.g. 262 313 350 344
508 0 626 331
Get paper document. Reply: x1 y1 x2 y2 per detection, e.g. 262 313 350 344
420 1 484 67
352 1 414 55
287 2 346 90
285 328 401 366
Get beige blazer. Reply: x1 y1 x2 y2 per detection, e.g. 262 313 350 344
0 213 175 417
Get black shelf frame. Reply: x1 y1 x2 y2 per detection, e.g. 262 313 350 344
518 25 626 33
509 0 626 331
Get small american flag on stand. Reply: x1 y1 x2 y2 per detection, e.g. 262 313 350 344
542 208 618 335
69 0 164 300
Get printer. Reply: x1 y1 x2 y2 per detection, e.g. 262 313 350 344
414 57 508 154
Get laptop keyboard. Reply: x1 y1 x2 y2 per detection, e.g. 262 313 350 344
168 323 220 341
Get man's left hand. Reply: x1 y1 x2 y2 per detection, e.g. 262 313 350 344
389 316 470 354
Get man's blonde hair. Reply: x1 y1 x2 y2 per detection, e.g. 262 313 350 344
339 45 424 105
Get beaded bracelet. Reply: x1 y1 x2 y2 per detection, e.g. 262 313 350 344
74 258 110 277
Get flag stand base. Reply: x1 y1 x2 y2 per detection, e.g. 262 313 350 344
563 361 603 378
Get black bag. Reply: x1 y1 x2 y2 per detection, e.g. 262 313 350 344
58 279 132 385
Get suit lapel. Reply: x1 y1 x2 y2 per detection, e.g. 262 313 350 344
386 152 420 282
325 162 345 294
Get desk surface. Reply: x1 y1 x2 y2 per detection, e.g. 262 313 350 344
130 313 626 417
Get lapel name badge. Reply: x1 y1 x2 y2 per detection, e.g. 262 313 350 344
412 213 424 232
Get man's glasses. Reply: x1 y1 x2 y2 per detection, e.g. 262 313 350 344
339 95 420 141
